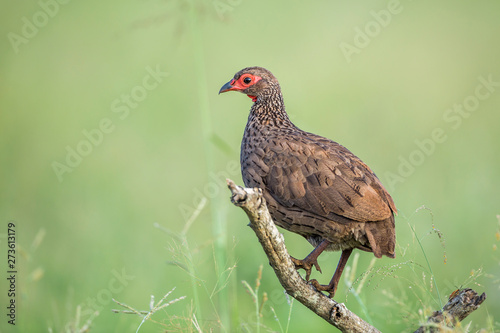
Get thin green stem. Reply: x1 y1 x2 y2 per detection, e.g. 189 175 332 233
409 223 443 308
188 0 229 330
269 307 284 333
344 279 374 325
181 235 203 323
285 298 293 333
242 281 260 333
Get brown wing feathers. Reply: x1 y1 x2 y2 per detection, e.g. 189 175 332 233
263 136 393 223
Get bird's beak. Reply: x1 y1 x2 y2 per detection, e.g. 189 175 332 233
219 79 236 94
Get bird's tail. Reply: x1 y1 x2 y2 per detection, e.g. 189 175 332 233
365 216 396 258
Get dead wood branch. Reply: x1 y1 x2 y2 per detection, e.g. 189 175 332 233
414 288 486 332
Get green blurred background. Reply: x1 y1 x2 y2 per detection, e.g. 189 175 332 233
1 0 500 332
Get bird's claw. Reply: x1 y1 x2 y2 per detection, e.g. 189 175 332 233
310 279 336 299
290 256 322 281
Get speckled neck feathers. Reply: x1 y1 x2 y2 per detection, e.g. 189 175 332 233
247 82 294 129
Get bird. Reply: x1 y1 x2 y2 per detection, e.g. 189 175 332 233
219 66 396 298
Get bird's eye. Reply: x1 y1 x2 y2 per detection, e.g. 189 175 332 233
243 77 252 84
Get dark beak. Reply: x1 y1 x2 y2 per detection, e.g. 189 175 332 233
219 80 234 94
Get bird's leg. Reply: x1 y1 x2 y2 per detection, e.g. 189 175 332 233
290 239 330 281
311 248 353 299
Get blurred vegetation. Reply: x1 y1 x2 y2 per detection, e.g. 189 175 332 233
1 0 500 332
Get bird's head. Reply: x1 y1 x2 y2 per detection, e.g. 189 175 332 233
219 67 279 102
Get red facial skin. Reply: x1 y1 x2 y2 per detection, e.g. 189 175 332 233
222 74 262 101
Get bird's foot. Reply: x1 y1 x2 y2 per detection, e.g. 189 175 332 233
290 255 322 281
310 279 337 299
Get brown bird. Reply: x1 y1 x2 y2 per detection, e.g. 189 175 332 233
219 67 396 298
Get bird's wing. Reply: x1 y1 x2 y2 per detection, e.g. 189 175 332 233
256 134 396 223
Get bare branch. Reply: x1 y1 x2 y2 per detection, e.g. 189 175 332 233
414 288 487 332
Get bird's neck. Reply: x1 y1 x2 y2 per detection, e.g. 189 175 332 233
248 91 294 128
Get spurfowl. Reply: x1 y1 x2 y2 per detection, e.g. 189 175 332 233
219 67 396 298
